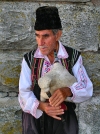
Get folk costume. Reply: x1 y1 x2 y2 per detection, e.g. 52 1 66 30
18 6 93 134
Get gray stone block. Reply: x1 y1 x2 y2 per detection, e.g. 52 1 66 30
58 4 99 51
78 95 100 134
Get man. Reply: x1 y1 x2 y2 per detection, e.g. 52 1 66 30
18 6 93 134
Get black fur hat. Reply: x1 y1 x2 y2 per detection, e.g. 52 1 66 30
34 6 62 30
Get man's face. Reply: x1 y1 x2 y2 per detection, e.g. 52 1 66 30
35 30 58 56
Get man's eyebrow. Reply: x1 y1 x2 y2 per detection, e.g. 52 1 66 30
43 34 49 37
35 33 39 36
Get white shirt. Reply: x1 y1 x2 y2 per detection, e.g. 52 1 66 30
18 41 93 118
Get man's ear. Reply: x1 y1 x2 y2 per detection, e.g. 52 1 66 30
56 30 62 41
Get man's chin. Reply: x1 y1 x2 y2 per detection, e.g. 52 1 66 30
40 51 48 56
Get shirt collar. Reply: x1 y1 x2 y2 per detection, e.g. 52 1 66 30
34 41 68 59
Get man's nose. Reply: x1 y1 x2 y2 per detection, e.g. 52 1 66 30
38 37 44 46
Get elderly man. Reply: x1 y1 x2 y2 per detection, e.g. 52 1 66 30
18 6 93 134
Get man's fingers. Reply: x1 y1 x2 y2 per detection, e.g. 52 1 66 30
45 105 64 119
47 109 64 115
46 106 64 114
49 91 64 106
50 97 63 106
51 115 61 120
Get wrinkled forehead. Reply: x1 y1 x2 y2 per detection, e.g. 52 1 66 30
35 30 53 36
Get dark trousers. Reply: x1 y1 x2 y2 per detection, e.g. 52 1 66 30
22 102 78 134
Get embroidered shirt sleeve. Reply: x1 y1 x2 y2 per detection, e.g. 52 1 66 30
68 55 93 103
75 65 87 90
18 58 43 118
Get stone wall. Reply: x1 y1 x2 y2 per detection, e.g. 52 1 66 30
0 0 100 134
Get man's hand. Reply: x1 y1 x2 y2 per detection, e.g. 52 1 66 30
49 87 73 106
38 101 64 120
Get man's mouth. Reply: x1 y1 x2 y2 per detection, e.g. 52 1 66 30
39 46 47 50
